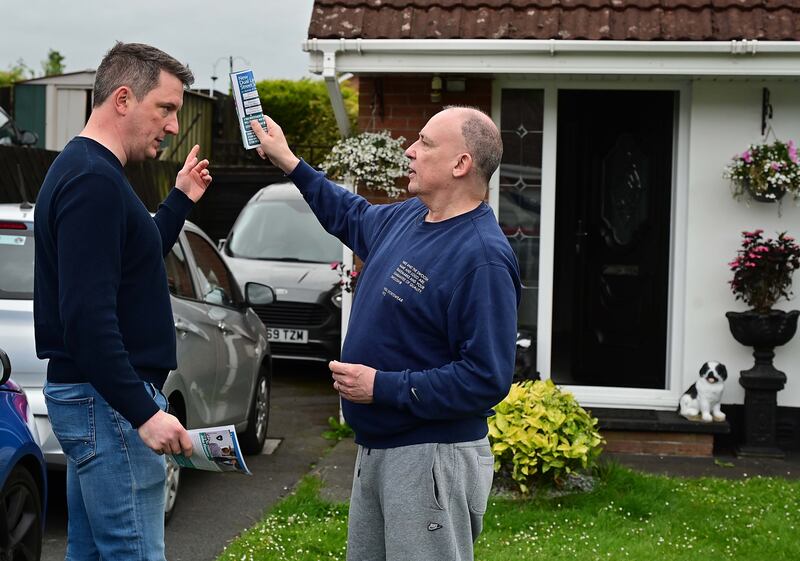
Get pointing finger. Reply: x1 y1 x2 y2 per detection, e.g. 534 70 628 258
182 145 200 172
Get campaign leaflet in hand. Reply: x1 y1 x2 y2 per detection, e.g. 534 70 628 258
171 425 251 475
230 69 267 150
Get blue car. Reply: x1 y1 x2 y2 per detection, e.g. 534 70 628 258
0 348 46 560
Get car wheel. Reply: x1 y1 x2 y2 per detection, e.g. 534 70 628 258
240 368 270 455
0 466 42 561
164 455 181 524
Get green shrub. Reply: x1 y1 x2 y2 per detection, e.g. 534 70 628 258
488 379 604 493
256 78 357 166
321 416 354 442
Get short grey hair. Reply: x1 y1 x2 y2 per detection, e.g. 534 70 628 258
93 42 194 107
444 105 503 184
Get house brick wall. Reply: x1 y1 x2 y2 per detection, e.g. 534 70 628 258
355 75 492 205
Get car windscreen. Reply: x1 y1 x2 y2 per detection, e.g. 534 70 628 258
0 228 34 299
227 199 343 263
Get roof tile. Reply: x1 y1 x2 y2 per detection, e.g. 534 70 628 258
309 0 800 41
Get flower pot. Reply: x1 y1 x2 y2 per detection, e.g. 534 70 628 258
725 309 799 348
743 178 786 203
725 309 798 458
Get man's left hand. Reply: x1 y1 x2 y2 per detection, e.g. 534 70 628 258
175 144 212 202
330 360 376 404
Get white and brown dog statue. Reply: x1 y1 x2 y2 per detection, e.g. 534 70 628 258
678 361 727 422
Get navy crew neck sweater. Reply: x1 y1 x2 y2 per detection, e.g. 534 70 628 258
34 137 193 427
289 160 522 449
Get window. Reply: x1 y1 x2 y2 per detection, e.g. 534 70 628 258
164 241 195 299
499 89 544 356
185 231 238 307
0 227 34 299
227 199 342 263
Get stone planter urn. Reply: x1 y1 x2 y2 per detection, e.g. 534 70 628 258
726 309 800 457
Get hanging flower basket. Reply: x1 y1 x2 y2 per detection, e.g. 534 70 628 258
320 131 409 198
744 178 786 203
723 139 800 204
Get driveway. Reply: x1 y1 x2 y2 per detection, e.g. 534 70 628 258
42 362 339 561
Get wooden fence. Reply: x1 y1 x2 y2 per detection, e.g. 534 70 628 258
0 145 178 211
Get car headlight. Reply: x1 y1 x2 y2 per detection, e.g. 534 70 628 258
331 289 343 309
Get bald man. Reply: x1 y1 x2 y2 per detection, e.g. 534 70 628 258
251 106 521 561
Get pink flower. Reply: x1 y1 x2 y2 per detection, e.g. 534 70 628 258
771 162 781 171
789 141 798 164
742 150 752 163
330 261 340 270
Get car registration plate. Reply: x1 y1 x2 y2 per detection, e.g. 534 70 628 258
267 328 309 343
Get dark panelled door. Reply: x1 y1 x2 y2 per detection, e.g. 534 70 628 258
551 90 674 389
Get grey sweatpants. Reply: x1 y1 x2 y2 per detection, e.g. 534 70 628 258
346 437 494 561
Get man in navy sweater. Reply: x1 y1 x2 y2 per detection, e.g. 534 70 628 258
251 107 520 561
34 43 212 561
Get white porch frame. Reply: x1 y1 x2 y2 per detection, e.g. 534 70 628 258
491 77 692 410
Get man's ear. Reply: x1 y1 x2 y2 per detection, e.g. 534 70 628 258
111 86 133 115
452 152 473 178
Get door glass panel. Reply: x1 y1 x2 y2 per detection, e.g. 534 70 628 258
164 241 195 299
499 89 544 368
185 231 238 308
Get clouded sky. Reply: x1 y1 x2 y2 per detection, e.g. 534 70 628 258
2 0 317 90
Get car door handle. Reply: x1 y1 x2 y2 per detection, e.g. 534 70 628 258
217 321 234 335
175 319 206 339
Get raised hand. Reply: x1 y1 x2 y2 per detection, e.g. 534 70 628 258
175 144 212 202
250 117 300 174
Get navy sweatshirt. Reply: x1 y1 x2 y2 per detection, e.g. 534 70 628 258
34 137 193 427
289 161 521 448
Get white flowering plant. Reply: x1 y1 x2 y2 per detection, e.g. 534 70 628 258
320 131 408 198
723 139 800 202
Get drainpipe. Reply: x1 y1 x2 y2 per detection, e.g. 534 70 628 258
322 48 350 138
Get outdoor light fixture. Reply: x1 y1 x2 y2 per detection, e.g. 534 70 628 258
430 75 442 103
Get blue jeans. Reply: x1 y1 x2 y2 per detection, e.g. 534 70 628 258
44 381 168 561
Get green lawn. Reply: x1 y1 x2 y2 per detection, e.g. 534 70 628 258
218 463 800 561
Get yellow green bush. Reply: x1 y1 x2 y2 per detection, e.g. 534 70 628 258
488 379 604 493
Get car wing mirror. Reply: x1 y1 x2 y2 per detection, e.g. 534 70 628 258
19 130 38 146
0 349 11 385
245 282 276 306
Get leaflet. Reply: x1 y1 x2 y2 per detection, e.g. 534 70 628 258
230 69 267 150
170 425 251 475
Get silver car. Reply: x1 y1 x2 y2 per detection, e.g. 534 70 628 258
0 202 274 520
221 183 344 362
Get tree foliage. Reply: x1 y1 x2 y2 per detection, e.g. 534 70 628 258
42 49 66 77
0 60 34 86
255 78 357 165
